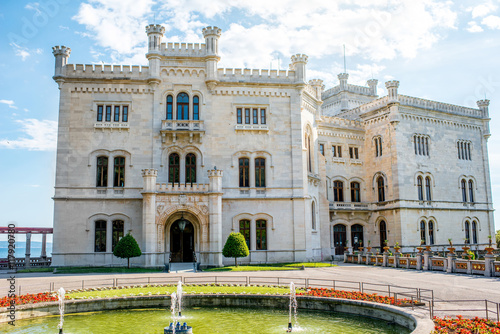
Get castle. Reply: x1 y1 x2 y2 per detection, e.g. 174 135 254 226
51 25 494 267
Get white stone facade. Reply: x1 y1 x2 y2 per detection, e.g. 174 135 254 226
51 25 494 268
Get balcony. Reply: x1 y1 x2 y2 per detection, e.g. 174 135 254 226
329 202 370 211
234 124 269 133
160 120 205 143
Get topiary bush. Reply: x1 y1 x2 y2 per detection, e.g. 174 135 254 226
113 232 142 268
222 232 249 267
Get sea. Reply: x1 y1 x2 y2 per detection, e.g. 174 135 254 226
0 241 53 259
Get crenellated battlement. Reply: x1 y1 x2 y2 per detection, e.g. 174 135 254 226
161 42 206 57
202 26 222 37
145 24 165 35
63 63 150 79
323 83 374 100
291 54 308 63
52 45 71 56
217 68 296 83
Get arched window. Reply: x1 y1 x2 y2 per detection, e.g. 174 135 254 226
351 224 364 249
256 220 267 250
461 179 467 202
425 137 429 156
96 156 108 187
472 221 478 244
311 202 316 230
239 220 250 249
169 153 180 185
425 176 432 201
166 95 173 120
377 176 385 202
185 153 196 185
255 158 266 187
464 221 470 244
95 220 106 252
417 176 423 200
379 221 387 251
307 135 312 173
333 181 344 202
420 221 426 244
193 96 199 120
239 158 249 187
428 221 434 245
351 182 360 202
112 220 124 251
113 157 125 187
176 93 189 120
468 180 474 203
375 137 382 157
457 142 461 159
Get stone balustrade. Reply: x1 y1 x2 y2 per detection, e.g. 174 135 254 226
156 183 210 193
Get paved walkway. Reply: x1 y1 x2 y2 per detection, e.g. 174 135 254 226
1 262 498 318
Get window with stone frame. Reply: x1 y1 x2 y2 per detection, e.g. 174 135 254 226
112 220 124 251
350 182 361 202
311 201 316 230
113 157 125 187
319 143 324 156
256 220 267 250
457 140 472 160
193 96 200 120
332 144 342 158
169 153 180 185
464 220 471 244
413 134 430 156
333 181 344 202
96 156 108 187
95 220 106 252
425 176 432 201
468 180 474 203
239 158 250 187
166 95 173 120
420 221 426 244
428 221 435 245
255 158 266 187
374 136 382 157
185 153 196 185
461 179 467 202
417 176 423 200
349 146 359 159
177 93 189 120
97 104 129 123
236 107 267 125
239 220 251 249
377 176 385 202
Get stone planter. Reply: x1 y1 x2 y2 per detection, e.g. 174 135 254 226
485 247 495 255
416 247 424 254
447 247 455 254
394 246 401 254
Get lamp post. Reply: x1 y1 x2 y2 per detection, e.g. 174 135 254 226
178 213 187 262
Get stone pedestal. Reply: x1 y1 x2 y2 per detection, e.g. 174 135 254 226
484 254 494 277
382 252 388 267
394 253 400 268
25 232 31 268
366 252 372 265
423 251 431 271
416 253 423 270
446 253 456 273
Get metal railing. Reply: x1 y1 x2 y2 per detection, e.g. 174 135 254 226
430 299 500 321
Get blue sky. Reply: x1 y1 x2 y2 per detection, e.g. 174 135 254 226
0 0 499 235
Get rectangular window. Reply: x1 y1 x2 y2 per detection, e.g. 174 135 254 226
113 157 125 187
255 158 266 187
122 106 128 122
114 106 120 122
256 220 267 250
239 158 249 187
95 220 106 252
333 145 342 158
319 144 324 156
237 108 242 124
105 106 112 122
96 156 108 187
332 145 337 157
239 220 250 249
97 105 103 122
245 108 250 124
349 147 353 159
260 109 266 124
349 147 359 159
112 220 124 251
253 108 258 124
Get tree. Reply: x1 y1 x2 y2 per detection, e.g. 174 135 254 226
222 232 249 267
113 232 142 268
496 230 500 248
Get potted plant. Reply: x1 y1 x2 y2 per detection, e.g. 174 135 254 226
358 240 364 252
462 238 470 258
485 235 495 255
394 241 401 253
367 240 372 253
417 239 425 253
447 238 455 254
383 240 390 253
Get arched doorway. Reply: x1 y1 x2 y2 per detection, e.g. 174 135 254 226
333 224 346 255
170 219 195 262
351 224 364 249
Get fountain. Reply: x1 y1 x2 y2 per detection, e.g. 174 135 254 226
165 292 192 334
287 282 298 332
57 287 65 334
177 281 183 317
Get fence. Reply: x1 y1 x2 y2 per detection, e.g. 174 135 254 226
6 275 499 320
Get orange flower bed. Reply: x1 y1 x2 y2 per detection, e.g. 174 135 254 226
432 315 500 334
0 292 67 307
297 287 414 306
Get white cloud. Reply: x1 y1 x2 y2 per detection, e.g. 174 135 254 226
10 43 42 61
0 100 18 109
482 15 500 29
468 3 498 19
0 119 58 151
73 0 458 67
466 21 484 33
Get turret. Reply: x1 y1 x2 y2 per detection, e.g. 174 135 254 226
338 73 349 91
385 80 400 104
203 26 222 91
145 24 165 82
477 99 490 138
309 79 324 100
52 46 71 78
291 54 308 84
367 79 378 96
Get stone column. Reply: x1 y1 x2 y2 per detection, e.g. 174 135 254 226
41 233 47 258
142 169 158 267
423 250 431 271
208 169 223 267
382 250 388 267
484 254 494 277
416 253 423 270
447 253 456 273
394 253 400 268
25 232 31 268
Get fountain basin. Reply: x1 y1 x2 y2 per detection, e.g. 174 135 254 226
0 295 434 333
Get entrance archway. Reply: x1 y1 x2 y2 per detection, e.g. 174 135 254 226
351 224 364 249
170 219 195 262
333 224 346 255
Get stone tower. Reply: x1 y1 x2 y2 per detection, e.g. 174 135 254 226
202 26 222 91
145 24 165 83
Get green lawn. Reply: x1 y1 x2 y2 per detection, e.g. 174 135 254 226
16 267 54 273
66 284 298 300
54 267 164 274
204 262 335 272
